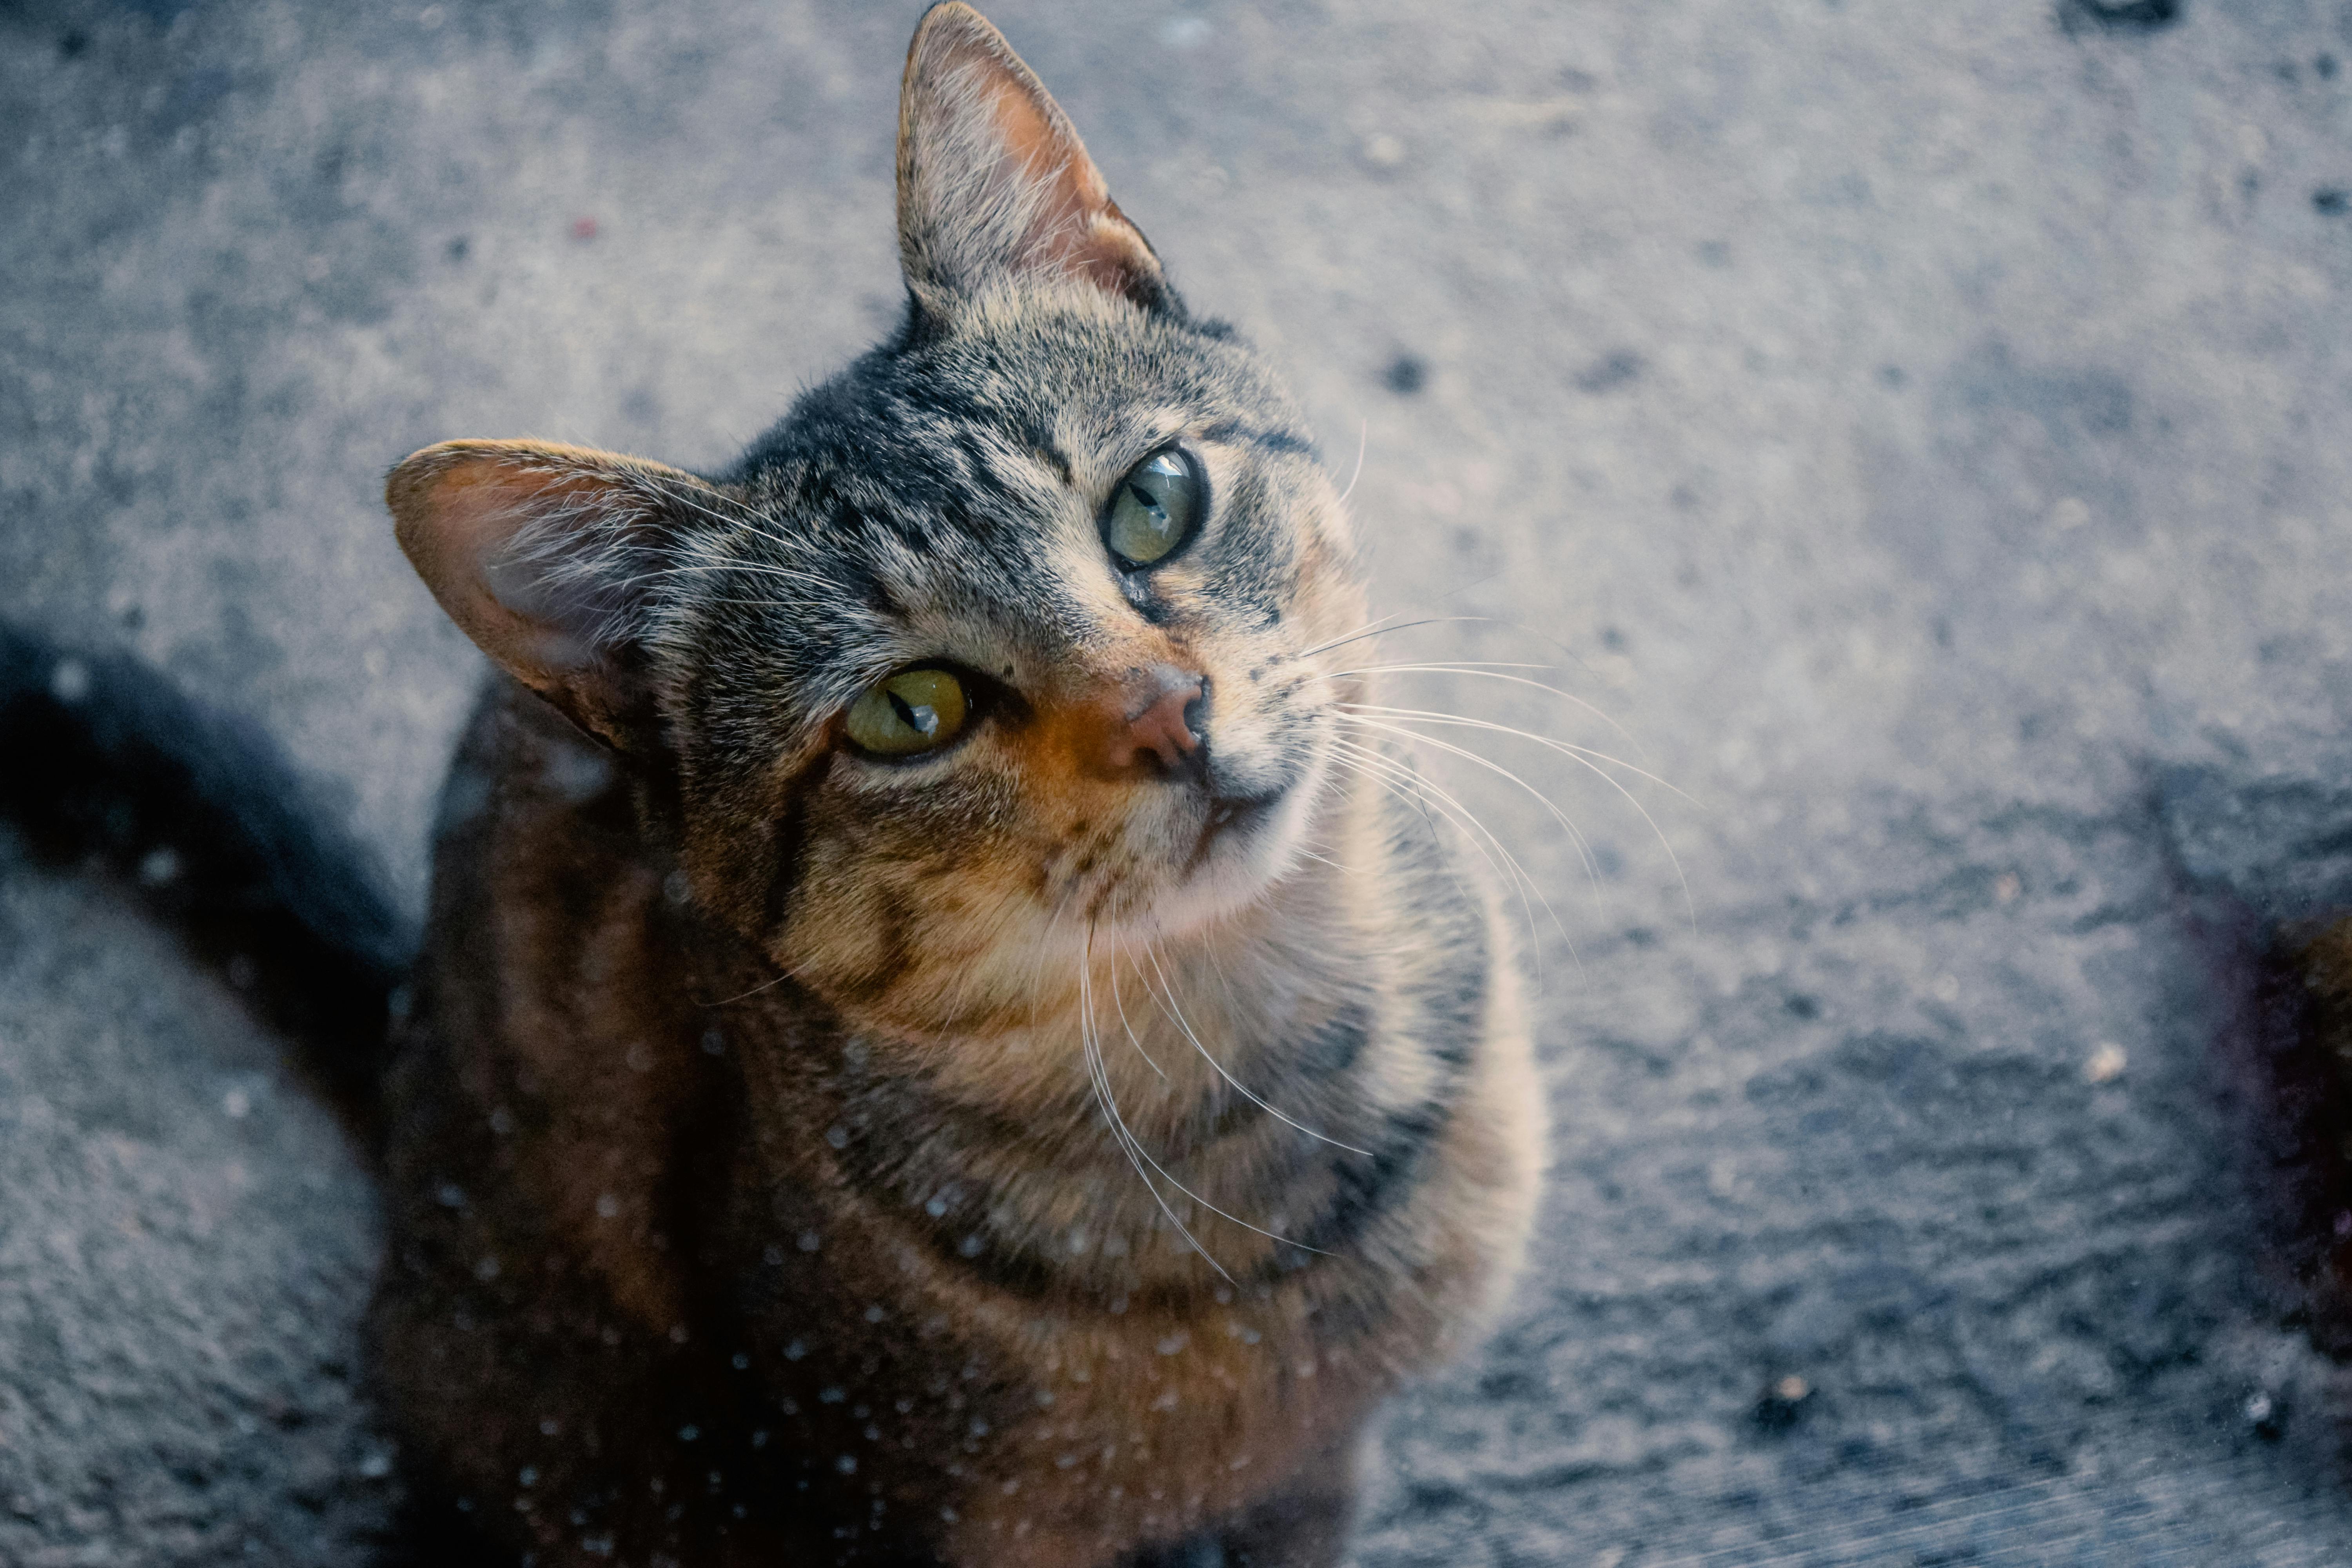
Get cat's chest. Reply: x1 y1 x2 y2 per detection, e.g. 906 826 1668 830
713 1201 1388 1561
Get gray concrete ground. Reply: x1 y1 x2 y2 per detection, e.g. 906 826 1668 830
5 0 2352 1561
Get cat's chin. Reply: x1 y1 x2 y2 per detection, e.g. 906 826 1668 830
1098 779 1325 945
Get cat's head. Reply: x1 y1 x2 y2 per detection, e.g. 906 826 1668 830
389 3 1368 1032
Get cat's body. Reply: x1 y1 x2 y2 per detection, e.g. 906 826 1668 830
376 8 1544 1564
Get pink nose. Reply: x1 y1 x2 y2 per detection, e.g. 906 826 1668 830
1103 665 1204 777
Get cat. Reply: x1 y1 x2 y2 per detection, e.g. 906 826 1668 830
374 5 1545 1564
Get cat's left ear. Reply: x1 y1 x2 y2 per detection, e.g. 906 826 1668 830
895 2 1167 316
388 439 698 755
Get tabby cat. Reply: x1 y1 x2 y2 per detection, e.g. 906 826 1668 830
376 6 1545 1564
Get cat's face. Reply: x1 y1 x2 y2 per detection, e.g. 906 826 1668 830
675 298 1364 1026
388 4 1367 1033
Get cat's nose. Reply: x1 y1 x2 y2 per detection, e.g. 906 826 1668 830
1104 664 1207 780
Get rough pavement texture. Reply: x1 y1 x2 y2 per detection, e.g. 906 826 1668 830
5 0 2352 1562
0 837 392 1566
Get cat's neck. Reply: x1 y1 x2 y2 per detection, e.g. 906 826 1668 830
859 771 1396 1134
721 764 1465 1298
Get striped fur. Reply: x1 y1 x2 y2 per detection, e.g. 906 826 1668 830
375 7 1542 1564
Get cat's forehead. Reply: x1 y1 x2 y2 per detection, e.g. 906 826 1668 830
687 303 1321 724
735 306 1301 584
823 302 1287 456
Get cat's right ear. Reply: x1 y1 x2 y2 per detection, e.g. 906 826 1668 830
388 439 695 755
895 2 1168 318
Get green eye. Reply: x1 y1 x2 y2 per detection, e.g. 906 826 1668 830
844 668 969 757
1102 449 1202 568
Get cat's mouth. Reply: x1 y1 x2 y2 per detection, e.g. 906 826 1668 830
1186 786 1287 869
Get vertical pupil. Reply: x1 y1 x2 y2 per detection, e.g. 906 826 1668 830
1107 452 1195 566
887 690 937 737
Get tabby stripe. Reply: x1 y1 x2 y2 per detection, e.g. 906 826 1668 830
1200 419 1317 461
762 748 838 938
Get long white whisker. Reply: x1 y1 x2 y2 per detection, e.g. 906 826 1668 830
1310 662 1651 762
1106 953 1166 1080
1296 614 1617 684
1336 719 1609 902
1325 739 1555 991
1084 939 1323 1263
1335 418 1369 509
1345 702 1696 805
1293 615 1485 663
1326 735 1572 975
1335 716 1604 898
698 966 797 1008
1081 929 1230 1282
652 482 826 566
630 559 841 592
1325 661 1554 673
1139 943 1372 1158
1343 705 1696 931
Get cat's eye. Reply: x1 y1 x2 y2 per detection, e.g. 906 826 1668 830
844 668 969 758
1102 448 1202 569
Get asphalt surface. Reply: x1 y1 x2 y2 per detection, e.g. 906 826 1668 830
5 0 2352 1562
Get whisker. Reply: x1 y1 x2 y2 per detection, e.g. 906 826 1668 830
1334 418 1369 510
1325 739 1556 990
1083 939 1330 1266
1345 738 1581 921
628 559 842 593
1324 661 1553 673
1297 614 1617 685
651 481 828 566
1309 662 1651 762
690 597 837 613
1292 615 1482 663
1336 711 1607 895
1290 844 1376 877
1326 735 1572 975
1343 704 1697 930
1106 953 1167 1080
1344 704 1696 806
697 966 798 1008
1080 929 1230 1281
1138 942 1372 1158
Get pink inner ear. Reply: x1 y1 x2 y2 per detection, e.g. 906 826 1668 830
975 63 1156 298
901 7 1164 309
412 467 614 679
390 439 696 753
394 449 649 694
481 550 610 676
